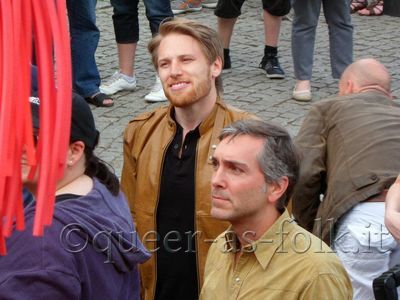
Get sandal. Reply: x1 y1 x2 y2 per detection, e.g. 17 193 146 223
358 0 384 15
350 0 368 13
85 92 114 107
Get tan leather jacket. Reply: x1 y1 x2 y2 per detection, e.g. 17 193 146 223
121 98 253 300
292 91 400 245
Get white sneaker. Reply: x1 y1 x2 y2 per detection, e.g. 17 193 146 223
100 71 137 95
144 76 168 102
202 0 217 8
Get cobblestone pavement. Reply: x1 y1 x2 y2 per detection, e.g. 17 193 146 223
93 0 400 176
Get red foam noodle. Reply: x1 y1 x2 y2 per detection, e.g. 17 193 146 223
42 0 72 227
32 0 56 236
0 0 16 248
0 0 72 252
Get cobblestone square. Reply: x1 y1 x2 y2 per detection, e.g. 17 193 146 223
94 1 400 176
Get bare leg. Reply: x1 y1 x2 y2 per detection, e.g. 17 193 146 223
263 10 281 47
217 17 238 48
295 80 311 90
117 43 137 77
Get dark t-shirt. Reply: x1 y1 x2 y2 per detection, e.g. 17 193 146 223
155 123 200 300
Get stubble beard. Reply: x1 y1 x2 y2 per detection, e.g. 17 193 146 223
165 77 212 108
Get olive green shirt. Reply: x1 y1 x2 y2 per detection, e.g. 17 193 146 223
200 210 352 300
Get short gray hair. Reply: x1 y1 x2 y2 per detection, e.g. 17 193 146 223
219 120 300 211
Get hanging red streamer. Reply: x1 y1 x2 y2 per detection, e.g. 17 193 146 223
0 0 72 254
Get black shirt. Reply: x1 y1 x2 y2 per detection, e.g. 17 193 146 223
155 122 200 300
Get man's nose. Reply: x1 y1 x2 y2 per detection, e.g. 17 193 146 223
170 60 182 77
212 166 226 189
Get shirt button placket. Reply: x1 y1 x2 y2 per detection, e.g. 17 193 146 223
232 273 241 298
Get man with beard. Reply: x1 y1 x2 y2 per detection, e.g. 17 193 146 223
121 18 254 300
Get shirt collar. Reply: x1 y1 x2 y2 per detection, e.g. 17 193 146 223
223 209 296 270
254 209 296 270
165 95 226 135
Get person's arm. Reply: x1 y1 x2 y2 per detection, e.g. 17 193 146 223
385 174 400 241
291 105 327 232
0 215 81 300
0 270 81 300
121 123 140 218
299 273 352 300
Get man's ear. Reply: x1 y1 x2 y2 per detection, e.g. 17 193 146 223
67 141 85 167
267 177 289 204
211 56 223 79
345 79 354 94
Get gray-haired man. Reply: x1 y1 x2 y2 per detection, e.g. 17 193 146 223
200 120 352 299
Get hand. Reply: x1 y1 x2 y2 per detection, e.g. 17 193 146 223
385 174 400 241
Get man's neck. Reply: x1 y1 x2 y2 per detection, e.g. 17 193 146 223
174 91 217 138
231 208 281 248
356 85 392 99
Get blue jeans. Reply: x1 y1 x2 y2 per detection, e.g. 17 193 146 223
66 0 100 98
110 0 172 43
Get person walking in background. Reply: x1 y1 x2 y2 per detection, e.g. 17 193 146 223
171 0 217 14
100 0 173 102
291 0 353 101
215 0 290 78
67 0 114 107
350 0 384 16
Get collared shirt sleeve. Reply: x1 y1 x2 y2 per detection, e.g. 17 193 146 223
292 104 328 232
299 273 353 300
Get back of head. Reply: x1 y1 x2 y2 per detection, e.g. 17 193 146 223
340 58 391 94
148 18 224 93
219 119 300 211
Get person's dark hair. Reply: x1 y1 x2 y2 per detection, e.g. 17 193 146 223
30 92 120 196
219 120 300 211
82 146 120 196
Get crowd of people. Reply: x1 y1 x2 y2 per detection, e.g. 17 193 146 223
0 2 399 300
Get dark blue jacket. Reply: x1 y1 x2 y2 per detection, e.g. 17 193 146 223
0 178 150 299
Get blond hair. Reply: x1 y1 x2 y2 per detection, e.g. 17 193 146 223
148 18 223 93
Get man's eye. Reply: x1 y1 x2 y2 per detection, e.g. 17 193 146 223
229 166 242 174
